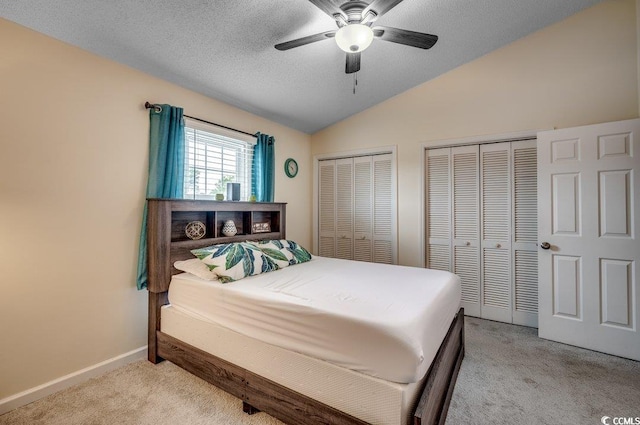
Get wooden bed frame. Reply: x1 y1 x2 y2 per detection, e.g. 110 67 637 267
146 199 464 425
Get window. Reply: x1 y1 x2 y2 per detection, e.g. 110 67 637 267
183 118 255 201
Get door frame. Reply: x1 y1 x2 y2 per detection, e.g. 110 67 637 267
313 146 398 262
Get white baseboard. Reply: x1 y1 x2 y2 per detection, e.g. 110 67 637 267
0 346 147 415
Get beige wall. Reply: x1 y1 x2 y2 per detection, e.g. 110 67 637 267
0 18 311 399
311 0 639 267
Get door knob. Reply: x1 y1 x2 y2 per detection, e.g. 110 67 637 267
540 242 551 250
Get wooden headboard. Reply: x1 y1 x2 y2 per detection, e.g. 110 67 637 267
146 198 287 294
146 198 286 363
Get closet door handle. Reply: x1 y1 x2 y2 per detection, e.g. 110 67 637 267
540 242 551 250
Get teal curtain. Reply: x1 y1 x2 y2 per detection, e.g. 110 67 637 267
136 104 185 290
251 132 275 202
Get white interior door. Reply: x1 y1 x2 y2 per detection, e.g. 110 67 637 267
538 118 640 361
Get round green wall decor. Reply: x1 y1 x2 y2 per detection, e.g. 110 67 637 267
284 158 298 178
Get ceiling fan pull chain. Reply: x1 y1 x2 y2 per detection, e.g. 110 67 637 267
353 72 358 95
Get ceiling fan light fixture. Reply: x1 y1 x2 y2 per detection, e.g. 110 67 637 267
335 24 374 53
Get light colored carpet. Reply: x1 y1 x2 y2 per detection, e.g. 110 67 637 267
2 317 638 425
447 318 639 424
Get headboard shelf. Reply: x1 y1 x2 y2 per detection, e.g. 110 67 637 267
147 198 287 293
171 232 284 250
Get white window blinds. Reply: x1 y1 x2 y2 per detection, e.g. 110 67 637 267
183 118 255 200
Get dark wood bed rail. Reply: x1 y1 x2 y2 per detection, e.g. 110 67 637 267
152 307 464 425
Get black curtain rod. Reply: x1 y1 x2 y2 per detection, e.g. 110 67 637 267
144 102 257 138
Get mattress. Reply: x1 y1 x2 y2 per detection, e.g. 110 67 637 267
168 256 461 384
161 305 425 424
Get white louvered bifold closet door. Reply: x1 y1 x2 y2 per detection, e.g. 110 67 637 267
511 140 538 327
426 148 451 272
425 140 538 326
335 158 354 260
318 160 336 257
480 142 512 323
372 154 394 264
353 156 373 262
318 153 396 264
452 146 481 317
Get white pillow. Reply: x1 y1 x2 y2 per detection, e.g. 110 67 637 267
173 259 218 281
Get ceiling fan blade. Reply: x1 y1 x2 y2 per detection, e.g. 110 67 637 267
345 52 361 74
363 0 405 19
275 30 336 51
373 26 438 49
308 0 347 20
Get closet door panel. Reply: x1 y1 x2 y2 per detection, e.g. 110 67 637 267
372 154 394 264
426 148 452 271
480 142 512 323
452 146 481 317
318 160 336 257
455 245 480 310
514 250 538 325
335 158 354 260
353 156 373 262
482 248 511 311
512 140 538 327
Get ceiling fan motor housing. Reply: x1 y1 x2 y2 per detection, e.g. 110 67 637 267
338 1 375 25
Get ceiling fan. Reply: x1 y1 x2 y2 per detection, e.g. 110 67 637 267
275 0 438 74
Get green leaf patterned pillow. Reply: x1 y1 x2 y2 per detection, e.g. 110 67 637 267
284 240 313 264
191 242 276 283
250 240 312 266
250 240 294 268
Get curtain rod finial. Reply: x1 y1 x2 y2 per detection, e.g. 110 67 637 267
145 102 162 113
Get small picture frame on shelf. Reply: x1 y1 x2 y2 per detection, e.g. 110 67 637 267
252 222 271 233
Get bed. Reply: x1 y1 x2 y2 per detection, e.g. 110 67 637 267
146 199 465 425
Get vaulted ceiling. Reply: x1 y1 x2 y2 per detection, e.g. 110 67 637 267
1 0 603 133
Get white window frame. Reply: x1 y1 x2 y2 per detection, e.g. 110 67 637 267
183 118 256 201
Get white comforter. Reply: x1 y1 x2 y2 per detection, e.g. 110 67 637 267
168 256 461 383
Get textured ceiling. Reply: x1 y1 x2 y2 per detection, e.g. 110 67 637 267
1 0 602 134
